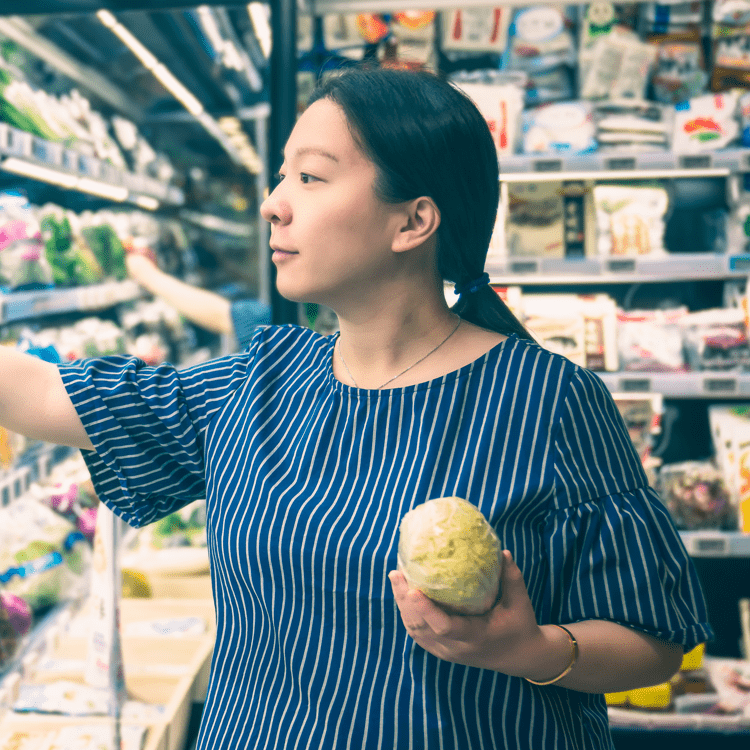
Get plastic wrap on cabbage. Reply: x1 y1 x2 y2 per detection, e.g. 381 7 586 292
397 497 503 615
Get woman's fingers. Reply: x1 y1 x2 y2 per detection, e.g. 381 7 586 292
498 549 529 609
389 571 454 635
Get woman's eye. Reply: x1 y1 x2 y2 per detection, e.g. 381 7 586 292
300 173 318 184
274 171 285 182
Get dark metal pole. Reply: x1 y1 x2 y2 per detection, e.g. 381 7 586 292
269 0 300 325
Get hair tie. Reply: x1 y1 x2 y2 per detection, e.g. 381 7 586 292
454 272 490 296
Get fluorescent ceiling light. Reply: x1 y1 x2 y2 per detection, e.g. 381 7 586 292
151 64 204 116
96 10 262 173
197 5 243 71
133 195 160 211
75 178 129 202
1 157 77 188
96 10 159 70
248 3 271 59
2 157 129 202
97 10 203 116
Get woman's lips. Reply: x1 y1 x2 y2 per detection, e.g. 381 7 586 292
271 248 298 262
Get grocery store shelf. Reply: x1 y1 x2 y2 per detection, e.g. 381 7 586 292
0 444 76 509
0 16 142 121
497 147 750 179
1 280 143 323
488 253 750 284
0 124 184 208
0 603 72 684
599 371 750 399
680 531 750 558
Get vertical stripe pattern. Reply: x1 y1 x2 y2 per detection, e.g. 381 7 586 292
58 325 713 750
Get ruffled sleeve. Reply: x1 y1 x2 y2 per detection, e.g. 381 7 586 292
57 326 268 527
542 367 713 650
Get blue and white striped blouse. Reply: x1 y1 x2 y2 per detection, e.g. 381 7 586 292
58 325 712 750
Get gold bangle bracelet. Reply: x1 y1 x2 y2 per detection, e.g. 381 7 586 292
525 624 579 687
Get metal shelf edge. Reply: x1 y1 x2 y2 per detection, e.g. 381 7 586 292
487 253 749 284
598 372 750 400
679 531 750 558
1 281 144 324
0 124 183 208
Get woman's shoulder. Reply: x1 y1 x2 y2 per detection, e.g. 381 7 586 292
253 323 331 350
242 324 333 374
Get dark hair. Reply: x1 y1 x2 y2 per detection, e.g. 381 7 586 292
307 67 532 341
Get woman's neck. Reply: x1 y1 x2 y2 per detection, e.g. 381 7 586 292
333 298 460 388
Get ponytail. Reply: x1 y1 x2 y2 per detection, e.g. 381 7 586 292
452 285 534 341
449 273 533 340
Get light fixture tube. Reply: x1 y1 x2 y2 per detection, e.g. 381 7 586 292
2 157 129 201
1 157 78 188
248 3 271 59
133 195 160 211
97 10 261 173
151 64 204 116
97 10 203 116
76 178 129 202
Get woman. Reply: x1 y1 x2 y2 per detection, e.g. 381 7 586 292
0 68 710 749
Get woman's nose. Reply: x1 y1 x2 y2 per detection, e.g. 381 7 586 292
260 185 290 224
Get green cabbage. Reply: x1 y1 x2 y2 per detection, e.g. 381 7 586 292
397 497 503 615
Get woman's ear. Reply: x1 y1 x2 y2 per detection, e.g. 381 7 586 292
391 197 441 253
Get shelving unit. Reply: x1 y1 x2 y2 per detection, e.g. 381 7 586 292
680 531 750 558
598 372 750 399
1 280 143 324
0 124 184 208
488 252 750 283
498 146 750 177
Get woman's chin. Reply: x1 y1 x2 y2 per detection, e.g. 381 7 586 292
276 284 317 305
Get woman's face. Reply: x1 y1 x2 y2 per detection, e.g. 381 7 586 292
260 98 406 306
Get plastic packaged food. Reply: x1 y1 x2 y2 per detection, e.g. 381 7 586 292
580 28 657 100
657 460 736 530
522 100 597 154
452 71 526 155
521 293 619 370
506 182 565 257
708 404 750 532
0 498 91 612
593 184 670 256
681 307 750 371
672 91 740 152
650 40 709 104
442 7 511 54
508 5 576 71
616 308 688 372
508 5 576 104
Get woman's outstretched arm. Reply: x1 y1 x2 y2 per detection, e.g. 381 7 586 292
0 346 93 450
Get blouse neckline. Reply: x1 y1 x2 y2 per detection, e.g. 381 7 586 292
326 331 517 396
